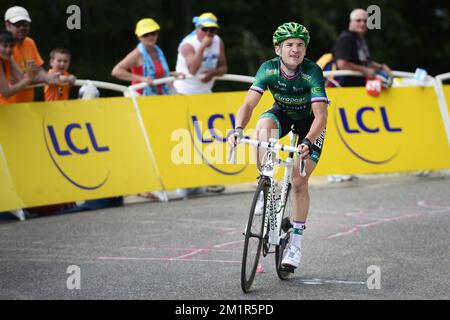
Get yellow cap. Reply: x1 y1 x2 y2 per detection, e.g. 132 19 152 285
193 12 220 28
135 18 160 37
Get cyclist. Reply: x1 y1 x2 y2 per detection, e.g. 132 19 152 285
229 22 329 270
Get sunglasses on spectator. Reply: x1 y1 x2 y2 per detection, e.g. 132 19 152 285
11 21 30 28
353 19 367 23
141 31 158 38
201 27 218 33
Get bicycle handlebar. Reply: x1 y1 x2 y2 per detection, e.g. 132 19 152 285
228 138 306 177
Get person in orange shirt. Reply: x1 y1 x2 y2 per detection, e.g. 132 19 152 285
4 6 60 103
0 30 37 104
44 48 76 101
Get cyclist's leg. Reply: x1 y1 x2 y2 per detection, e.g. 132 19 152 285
257 105 292 170
282 124 326 268
291 121 326 225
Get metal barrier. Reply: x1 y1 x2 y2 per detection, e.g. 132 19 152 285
435 73 450 145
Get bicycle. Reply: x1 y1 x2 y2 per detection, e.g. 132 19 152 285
229 128 306 293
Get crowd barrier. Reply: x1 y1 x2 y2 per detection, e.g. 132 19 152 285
1 71 449 212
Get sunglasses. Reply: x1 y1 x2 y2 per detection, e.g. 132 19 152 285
141 31 158 38
354 19 367 23
201 27 218 33
11 21 30 28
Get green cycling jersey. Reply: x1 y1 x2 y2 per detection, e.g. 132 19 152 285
250 57 329 120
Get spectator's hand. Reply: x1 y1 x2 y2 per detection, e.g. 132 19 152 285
200 70 215 83
381 64 393 75
23 68 38 84
46 72 61 85
143 77 154 86
200 36 213 49
364 67 376 78
173 72 186 80
59 75 77 85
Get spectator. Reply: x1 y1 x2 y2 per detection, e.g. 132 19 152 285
329 8 394 183
44 48 77 101
4 6 60 103
112 18 183 95
44 48 76 101
173 12 228 198
0 30 37 103
173 12 227 94
112 18 180 201
333 8 393 87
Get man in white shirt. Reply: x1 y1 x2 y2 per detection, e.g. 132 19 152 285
174 13 228 198
174 12 227 94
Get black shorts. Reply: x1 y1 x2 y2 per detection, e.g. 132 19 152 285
260 104 326 163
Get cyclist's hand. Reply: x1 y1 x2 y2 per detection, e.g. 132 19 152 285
227 127 244 147
299 138 313 160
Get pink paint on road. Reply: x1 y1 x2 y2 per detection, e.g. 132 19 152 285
326 201 450 239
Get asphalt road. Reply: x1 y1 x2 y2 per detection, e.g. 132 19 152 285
0 173 449 301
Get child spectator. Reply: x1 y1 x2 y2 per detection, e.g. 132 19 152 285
0 29 37 103
44 48 76 101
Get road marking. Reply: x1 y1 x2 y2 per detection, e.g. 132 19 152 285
299 278 366 286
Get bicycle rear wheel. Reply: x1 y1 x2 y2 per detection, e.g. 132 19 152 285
241 177 269 293
275 183 293 280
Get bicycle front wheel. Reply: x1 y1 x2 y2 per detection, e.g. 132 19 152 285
275 183 293 280
241 177 269 293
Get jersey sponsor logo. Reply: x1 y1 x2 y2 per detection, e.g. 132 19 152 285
300 73 312 81
292 86 305 93
276 94 308 105
335 105 402 164
44 115 110 190
314 128 326 149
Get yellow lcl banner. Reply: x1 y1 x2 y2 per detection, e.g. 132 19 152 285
1 85 449 212
138 85 450 189
0 97 162 212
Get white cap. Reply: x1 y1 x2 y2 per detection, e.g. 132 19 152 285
5 6 32 23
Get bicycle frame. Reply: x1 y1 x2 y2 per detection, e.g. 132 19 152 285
230 132 305 247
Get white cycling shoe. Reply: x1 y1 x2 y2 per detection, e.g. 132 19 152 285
281 245 301 269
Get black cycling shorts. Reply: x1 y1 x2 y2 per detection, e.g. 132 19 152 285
259 104 326 163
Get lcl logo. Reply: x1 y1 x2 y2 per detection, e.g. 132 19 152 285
335 106 402 164
189 113 248 175
44 121 110 190
47 123 110 156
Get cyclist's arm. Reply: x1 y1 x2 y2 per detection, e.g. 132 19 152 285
305 102 328 143
234 89 263 129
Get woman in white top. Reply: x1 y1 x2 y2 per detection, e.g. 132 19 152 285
174 12 227 94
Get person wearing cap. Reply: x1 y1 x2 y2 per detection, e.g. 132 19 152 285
112 18 183 96
173 12 227 94
4 6 60 103
173 13 228 199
